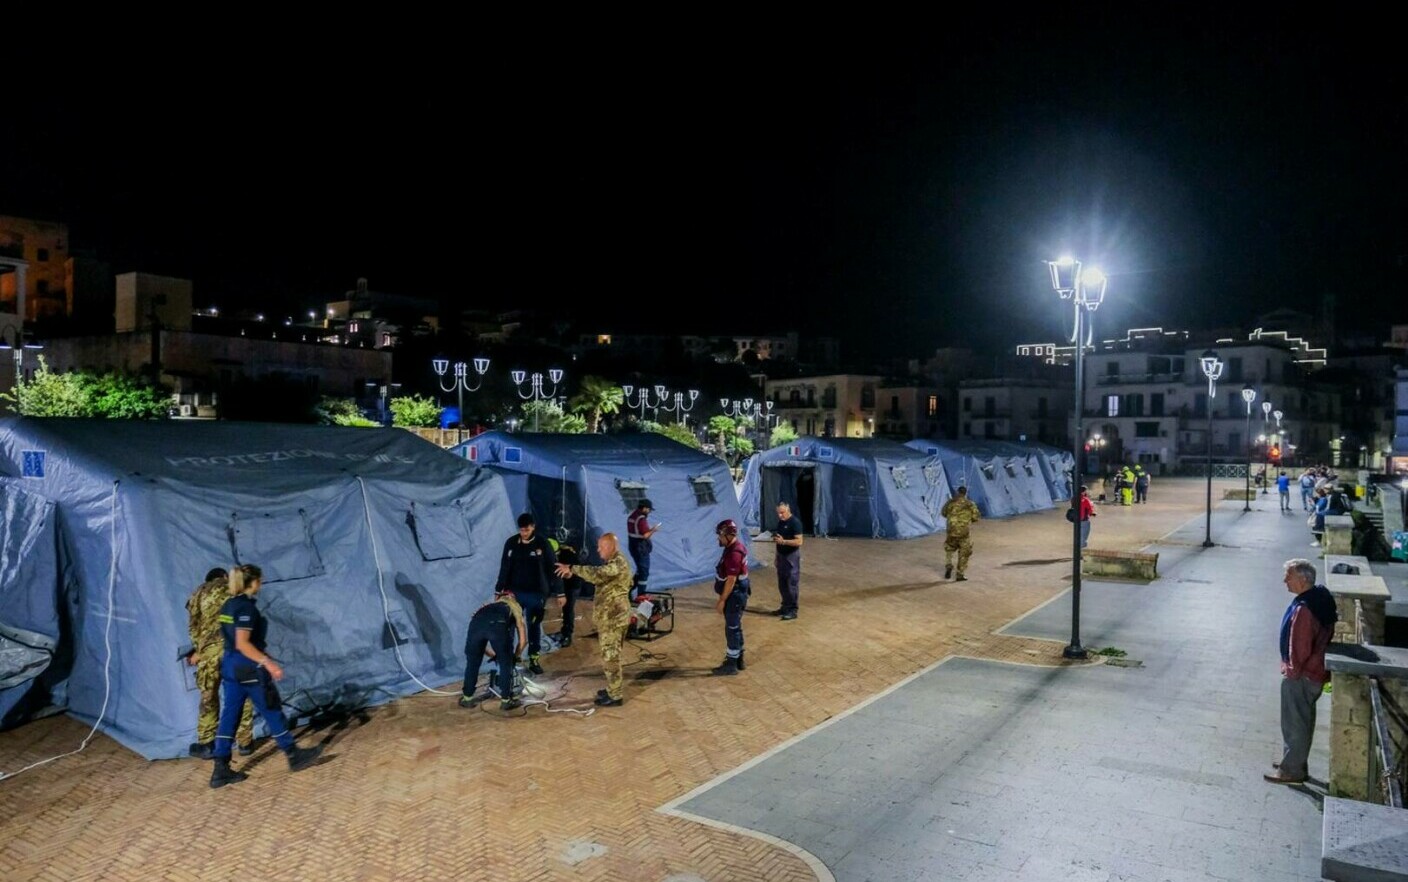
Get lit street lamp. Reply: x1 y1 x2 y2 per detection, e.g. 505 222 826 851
0 324 44 385
514 368 564 431
624 383 668 420
1046 255 1107 660
1199 350 1224 548
1240 386 1256 512
660 389 699 425
720 397 755 419
1261 400 1273 494
433 356 490 444
365 380 403 426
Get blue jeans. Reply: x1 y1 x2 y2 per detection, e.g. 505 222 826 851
214 654 295 759
1301 487 1313 510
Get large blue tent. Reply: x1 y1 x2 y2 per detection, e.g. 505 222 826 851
0 418 512 759
451 432 746 589
739 437 950 538
905 439 1055 517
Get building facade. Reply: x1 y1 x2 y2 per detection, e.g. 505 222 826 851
764 374 880 437
957 378 1072 446
874 385 946 439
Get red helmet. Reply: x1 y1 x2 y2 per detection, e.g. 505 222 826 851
715 519 738 536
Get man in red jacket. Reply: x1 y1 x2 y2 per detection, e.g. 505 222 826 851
1266 558 1338 785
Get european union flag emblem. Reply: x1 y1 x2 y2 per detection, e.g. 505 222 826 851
21 451 46 478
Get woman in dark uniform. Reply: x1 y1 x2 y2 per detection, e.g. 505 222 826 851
209 563 324 788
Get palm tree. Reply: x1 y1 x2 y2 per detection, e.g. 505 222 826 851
568 375 624 432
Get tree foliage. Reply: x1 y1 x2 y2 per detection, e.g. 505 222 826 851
315 396 379 427
1 356 169 419
568 375 624 432
389 394 442 428
649 421 701 449
769 421 799 448
520 400 587 433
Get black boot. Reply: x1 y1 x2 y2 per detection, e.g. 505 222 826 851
711 657 740 676
209 758 248 789
189 741 214 760
557 634 573 648
944 565 953 580
528 654 544 676
285 743 324 773
736 650 747 671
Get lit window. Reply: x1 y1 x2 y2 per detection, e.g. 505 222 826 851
1107 395 1120 417
927 395 938 417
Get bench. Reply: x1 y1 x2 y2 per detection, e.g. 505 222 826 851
1324 515 1356 556
1323 796 1408 880
1081 549 1158 582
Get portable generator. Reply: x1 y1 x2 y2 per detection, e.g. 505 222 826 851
626 592 675 641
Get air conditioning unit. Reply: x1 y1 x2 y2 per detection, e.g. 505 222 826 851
179 404 194 417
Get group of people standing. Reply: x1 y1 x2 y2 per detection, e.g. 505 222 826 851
1108 464 1151 505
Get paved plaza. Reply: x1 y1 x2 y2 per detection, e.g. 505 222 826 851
0 478 1334 881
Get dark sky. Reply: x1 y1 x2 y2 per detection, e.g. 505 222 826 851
3 27 1404 360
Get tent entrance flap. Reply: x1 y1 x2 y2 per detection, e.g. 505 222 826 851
760 465 818 533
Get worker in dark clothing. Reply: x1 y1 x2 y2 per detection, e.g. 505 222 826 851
550 539 593 647
459 590 528 711
495 513 562 674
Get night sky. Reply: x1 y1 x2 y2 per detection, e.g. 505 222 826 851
2 28 1404 361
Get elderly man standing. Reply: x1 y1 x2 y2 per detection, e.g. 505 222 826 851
1266 558 1338 785
556 532 633 707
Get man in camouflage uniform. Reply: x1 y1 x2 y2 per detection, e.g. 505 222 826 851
940 486 981 582
556 531 633 707
185 568 253 758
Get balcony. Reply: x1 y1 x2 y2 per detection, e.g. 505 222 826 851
1094 372 1183 386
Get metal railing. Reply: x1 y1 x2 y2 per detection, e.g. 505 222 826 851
1367 677 1405 808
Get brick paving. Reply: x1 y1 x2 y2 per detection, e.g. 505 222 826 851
0 480 1231 882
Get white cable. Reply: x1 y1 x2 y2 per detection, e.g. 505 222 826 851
356 477 458 697
1 481 119 782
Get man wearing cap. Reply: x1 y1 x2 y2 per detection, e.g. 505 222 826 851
556 532 632 707
459 589 528 711
711 519 751 676
495 513 562 675
626 499 660 599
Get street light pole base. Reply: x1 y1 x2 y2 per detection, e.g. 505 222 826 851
1062 644 1088 660
1202 539 1215 548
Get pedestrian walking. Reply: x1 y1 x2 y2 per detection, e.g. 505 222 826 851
495 513 562 675
208 564 324 789
1276 470 1291 512
556 532 632 706
940 486 981 581
771 501 804 621
626 499 659 599
1077 485 1097 548
710 519 750 676
1134 465 1150 504
185 568 253 759
1298 470 1316 511
459 590 528 711
1265 559 1337 785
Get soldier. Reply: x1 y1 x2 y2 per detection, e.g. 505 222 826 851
940 486 981 581
185 567 253 759
556 532 632 706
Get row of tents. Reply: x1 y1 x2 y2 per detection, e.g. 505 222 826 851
0 420 1070 760
737 437 1074 538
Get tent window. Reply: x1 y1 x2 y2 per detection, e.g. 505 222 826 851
407 501 475 561
891 466 910 489
616 479 649 512
1004 463 1018 478
229 510 326 583
689 476 717 506
980 464 996 481
1024 463 1035 476
922 465 943 486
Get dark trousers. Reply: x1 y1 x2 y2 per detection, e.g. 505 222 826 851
464 617 515 698
1135 483 1148 503
776 552 800 612
559 583 578 639
213 655 295 760
722 580 749 658
1279 676 1323 778
629 538 651 597
517 593 546 656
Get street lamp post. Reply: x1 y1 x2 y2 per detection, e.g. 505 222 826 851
720 397 755 419
365 381 402 426
513 368 564 431
1046 256 1106 661
661 389 699 425
1199 350 1224 548
1240 386 1257 512
624 384 668 421
432 356 490 444
1261 401 1273 494
0 324 44 386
